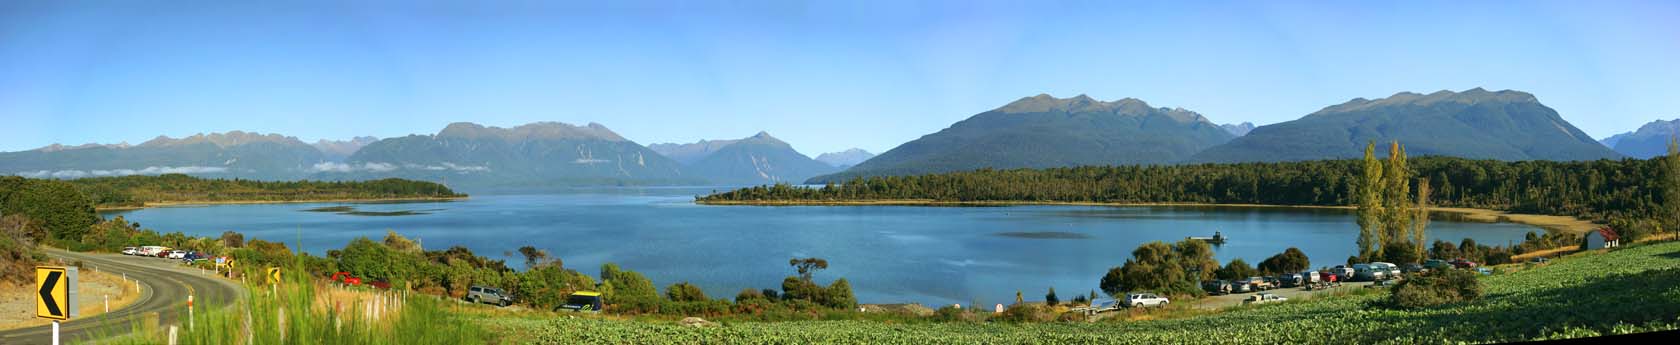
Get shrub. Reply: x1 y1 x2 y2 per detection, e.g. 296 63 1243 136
666 282 708 302
1258 247 1311 275
1390 268 1481 308
1045 287 1059 306
994 304 1055 323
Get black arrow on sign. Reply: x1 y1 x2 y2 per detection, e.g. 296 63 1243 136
40 271 62 317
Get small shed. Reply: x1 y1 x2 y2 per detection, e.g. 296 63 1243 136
1584 227 1620 250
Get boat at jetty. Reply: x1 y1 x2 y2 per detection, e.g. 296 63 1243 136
1188 231 1228 245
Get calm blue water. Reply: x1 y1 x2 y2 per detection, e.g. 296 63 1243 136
104 187 1540 306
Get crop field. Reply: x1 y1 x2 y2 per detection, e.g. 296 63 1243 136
491 241 1680 344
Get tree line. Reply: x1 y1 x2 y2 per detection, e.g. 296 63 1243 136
65 173 464 209
702 153 1679 240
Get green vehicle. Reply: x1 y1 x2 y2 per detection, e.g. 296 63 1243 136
556 291 604 313
1424 259 1451 271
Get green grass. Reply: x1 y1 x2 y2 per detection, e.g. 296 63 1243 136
100 262 488 344
486 241 1680 344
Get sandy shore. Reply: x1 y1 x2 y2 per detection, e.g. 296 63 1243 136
96 196 468 212
697 199 1598 234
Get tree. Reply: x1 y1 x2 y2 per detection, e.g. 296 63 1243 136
1382 141 1414 257
1216 258 1258 281
1357 141 1385 261
665 282 707 302
383 230 421 254
789 257 828 282
824 278 857 308
600 263 658 300
1666 134 1680 239
1257 247 1311 275
220 231 244 248
1412 177 1432 260
517 246 550 268
1045 287 1060 306
1175 239 1218 281
1100 266 1126 296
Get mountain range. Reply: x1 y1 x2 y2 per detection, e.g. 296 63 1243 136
0 131 324 180
1189 88 1621 163
316 122 694 190
657 132 836 185
2 88 1644 190
808 94 1235 182
815 149 875 169
1600 119 1679 159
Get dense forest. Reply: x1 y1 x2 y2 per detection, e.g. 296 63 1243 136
702 156 1673 233
62 173 465 208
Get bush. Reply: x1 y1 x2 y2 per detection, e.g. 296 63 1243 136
1258 247 1311 275
666 282 708 302
994 304 1055 323
1390 268 1482 308
1045 287 1059 306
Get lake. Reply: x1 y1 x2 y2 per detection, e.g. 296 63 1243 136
104 187 1541 307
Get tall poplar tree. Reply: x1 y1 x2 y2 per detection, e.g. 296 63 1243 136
1382 141 1413 252
1357 141 1384 261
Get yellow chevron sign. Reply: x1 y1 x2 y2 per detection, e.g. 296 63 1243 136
267 267 281 285
36 266 78 321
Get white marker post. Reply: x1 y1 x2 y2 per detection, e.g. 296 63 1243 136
52 321 59 345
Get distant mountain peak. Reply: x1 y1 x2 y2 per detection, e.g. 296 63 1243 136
1322 88 1538 115
815 148 875 168
137 130 308 148
995 94 1209 124
1220 122 1256 136
437 121 627 142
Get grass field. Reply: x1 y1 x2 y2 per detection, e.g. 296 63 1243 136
483 241 1680 344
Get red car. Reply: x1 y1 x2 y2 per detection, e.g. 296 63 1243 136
1450 259 1479 269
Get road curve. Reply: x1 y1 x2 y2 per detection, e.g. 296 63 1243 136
0 250 244 344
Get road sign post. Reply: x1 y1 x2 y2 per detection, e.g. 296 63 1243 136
267 267 281 286
37 266 78 345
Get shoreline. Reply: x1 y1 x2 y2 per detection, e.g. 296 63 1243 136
95 195 469 212
696 199 1598 234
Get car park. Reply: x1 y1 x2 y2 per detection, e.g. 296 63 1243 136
1353 264 1385 282
1123 293 1169 308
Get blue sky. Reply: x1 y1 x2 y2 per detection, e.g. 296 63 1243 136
2 0 1677 155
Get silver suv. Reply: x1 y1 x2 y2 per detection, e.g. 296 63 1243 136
466 285 514 307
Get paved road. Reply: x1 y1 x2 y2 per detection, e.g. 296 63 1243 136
0 250 243 344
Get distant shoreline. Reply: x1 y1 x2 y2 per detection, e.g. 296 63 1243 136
95 195 469 212
695 199 1598 234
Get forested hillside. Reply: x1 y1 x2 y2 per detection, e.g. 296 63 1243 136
64 174 464 209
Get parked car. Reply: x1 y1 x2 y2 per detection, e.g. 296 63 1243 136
166 250 189 259
1401 263 1426 273
1123 293 1169 308
1233 281 1254 293
1236 277 1271 291
1424 259 1452 270
1329 265 1355 279
138 246 168 257
1277 273 1303 288
1450 259 1479 269
1299 271 1321 285
1353 264 1386 282
1262 276 1282 289
1202 280 1232 295
1242 293 1288 305
1372 262 1402 277
556 291 604 312
1084 298 1121 315
180 251 209 263
121 247 138 255
466 285 515 307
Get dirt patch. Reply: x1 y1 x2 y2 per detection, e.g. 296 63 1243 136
0 267 141 330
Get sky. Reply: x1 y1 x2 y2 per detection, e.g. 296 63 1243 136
2 0 1678 155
